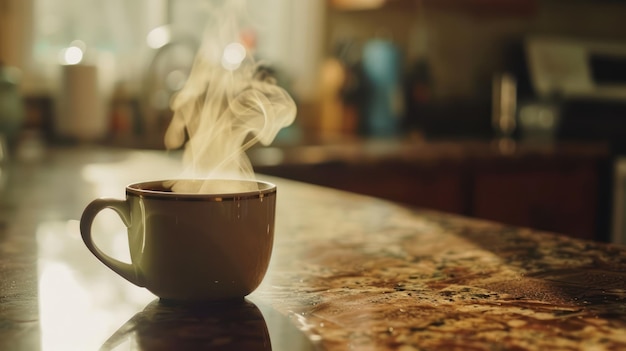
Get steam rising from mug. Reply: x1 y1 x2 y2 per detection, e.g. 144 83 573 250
164 0 296 193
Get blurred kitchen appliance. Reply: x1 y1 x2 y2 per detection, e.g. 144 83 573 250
524 36 626 151
525 36 626 243
525 36 626 101
517 97 561 142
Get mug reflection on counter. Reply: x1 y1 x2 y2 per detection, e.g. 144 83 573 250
100 299 271 351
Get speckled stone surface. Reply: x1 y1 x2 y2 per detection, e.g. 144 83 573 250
258 180 626 350
0 147 624 350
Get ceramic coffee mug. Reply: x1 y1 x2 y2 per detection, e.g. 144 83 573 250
80 179 276 302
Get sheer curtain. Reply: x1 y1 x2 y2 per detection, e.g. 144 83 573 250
30 0 324 97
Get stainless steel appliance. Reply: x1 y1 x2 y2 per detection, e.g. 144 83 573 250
526 36 626 101
525 36 626 243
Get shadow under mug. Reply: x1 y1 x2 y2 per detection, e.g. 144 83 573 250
80 179 277 302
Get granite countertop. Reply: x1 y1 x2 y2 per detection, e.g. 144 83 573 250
264 180 626 350
0 147 625 350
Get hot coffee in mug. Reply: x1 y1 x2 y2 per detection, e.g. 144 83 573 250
80 179 276 302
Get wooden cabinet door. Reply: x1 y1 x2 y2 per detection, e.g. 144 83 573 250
472 165 598 240
257 162 465 214
338 164 466 214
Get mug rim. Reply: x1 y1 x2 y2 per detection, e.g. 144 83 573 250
126 179 276 201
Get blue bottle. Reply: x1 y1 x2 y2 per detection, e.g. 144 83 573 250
360 38 403 137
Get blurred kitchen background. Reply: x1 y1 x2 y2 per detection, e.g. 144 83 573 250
2 0 626 243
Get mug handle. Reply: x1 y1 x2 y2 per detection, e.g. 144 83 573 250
80 198 144 287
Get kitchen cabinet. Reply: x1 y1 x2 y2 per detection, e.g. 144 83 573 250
253 140 609 241
262 161 467 214
472 161 600 240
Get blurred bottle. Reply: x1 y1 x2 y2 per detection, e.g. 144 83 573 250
405 57 433 131
318 40 362 137
404 0 432 133
518 91 561 143
359 36 403 137
492 72 517 139
0 63 24 154
319 53 348 137
337 40 363 136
